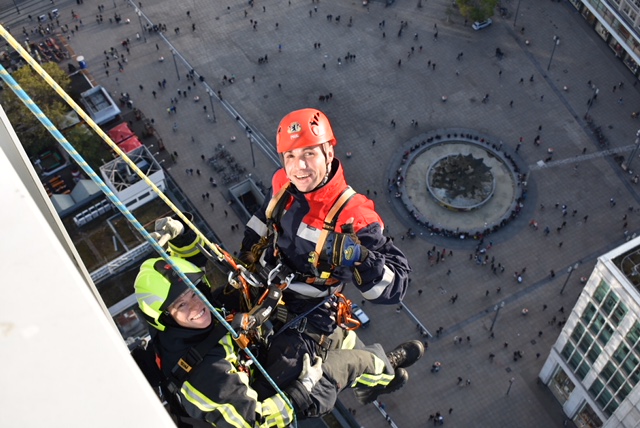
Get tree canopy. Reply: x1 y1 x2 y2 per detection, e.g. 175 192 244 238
0 62 72 156
456 0 498 22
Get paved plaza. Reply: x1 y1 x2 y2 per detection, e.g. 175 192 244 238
5 0 640 426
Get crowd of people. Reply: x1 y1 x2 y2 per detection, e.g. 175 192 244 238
392 131 528 240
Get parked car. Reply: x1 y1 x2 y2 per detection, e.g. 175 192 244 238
351 303 370 328
472 18 493 31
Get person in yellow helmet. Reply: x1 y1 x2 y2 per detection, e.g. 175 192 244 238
135 257 423 426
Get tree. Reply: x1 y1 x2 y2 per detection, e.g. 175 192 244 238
456 0 498 22
64 124 114 172
446 5 455 23
0 62 72 156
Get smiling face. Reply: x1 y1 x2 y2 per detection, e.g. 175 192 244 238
282 144 334 193
168 290 212 329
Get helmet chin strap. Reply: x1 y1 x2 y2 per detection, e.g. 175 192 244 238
320 160 331 185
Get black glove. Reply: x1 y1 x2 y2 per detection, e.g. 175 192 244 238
324 223 369 267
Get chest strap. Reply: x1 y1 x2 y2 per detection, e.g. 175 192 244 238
308 187 357 277
265 183 357 282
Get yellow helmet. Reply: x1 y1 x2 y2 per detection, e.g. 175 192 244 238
134 257 207 331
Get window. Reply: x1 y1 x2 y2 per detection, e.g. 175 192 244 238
601 293 619 316
601 362 616 382
609 372 624 392
603 399 618 417
623 3 632 16
582 303 597 324
626 321 640 346
551 368 575 402
572 323 586 343
593 281 609 303
614 343 630 364
630 367 640 386
589 378 604 398
610 302 628 326
621 353 639 377
590 313 605 336
577 361 590 380
568 350 583 371
618 383 631 402
596 386 613 410
598 323 614 346
587 343 602 364
562 342 575 360
578 335 593 353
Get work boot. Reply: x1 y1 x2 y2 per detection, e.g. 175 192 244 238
386 340 424 369
353 368 409 404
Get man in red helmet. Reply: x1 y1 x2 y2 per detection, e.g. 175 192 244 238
241 108 416 402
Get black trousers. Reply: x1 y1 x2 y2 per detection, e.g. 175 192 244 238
253 328 390 417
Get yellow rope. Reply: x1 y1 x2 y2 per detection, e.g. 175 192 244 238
0 25 232 266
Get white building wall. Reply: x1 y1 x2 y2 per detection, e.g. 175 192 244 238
0 106 175 427
541 241 640 426
116 168 165 211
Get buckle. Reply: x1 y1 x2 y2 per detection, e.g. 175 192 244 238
294 317 307 333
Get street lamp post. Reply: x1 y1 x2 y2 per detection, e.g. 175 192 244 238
135 9 146 42
171 49 180 80
547 36 560 71
401 302 432 338
490 301 505 332
206 89 217 123
585 85 599 118
506 377 515 395
624 130 640 173
11 0 19 14
560 262 580 295
513 0 522 28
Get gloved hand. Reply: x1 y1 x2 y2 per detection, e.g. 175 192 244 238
324 222 369 267
150 217 184 247
298 353 323 392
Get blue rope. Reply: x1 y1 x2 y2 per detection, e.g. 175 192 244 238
0 25 296 425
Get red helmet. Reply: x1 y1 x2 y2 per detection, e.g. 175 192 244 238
276 108 336 153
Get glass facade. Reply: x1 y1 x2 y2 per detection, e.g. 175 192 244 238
575 401 603 428
560 281 638 417
550 367 576 404
577 1 640 75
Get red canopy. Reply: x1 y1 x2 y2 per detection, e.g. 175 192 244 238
108 122 134 144
117 136 142 153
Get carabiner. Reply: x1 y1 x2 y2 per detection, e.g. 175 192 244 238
267 262 284 286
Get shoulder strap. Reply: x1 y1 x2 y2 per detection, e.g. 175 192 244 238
308 186 357 270
265 182 291 225
167 321 229 394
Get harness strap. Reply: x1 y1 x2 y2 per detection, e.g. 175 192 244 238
166 321 229 394
265 182 291 224
308 186 357 272
263 183 357 283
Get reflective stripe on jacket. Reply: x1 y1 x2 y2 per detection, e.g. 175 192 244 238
157 325 295 428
